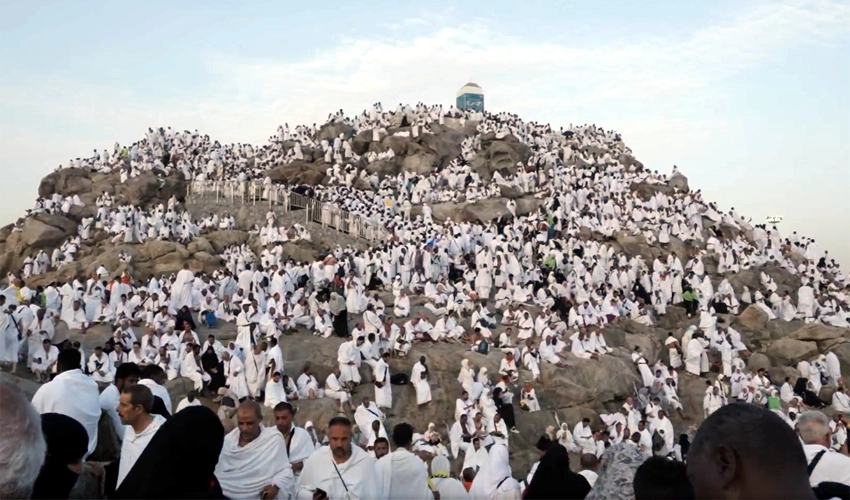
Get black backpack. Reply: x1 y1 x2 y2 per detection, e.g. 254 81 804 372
809 450 850 500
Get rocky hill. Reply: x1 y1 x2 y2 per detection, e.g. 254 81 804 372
2 104 848 477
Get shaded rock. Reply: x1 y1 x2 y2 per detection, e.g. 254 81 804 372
165 377 195 408
402 152 438 175
351 130 373 156
38 167 93 198
788 324 850 343
21 213 77 249
139 240 184 261
187 237 215 255
365 158 402 178
630 182 675 201
746 352 772 371
267 161 327 186
657 306 689 330
316 122 354 142
282 240 326 263
206 230 249 253
767 319 807 340
119 173 160 206
471 138 530 182
381 136 410 156
766 338 818 366
735 305 768 331
668 172 689 192
419 127 465 168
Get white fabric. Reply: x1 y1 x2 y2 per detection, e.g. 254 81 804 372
804 443 850 487
215 426 295 499
469 444 520 499
295 444 380 500
116 415 166 487
31 369 101 458
376 448 434 499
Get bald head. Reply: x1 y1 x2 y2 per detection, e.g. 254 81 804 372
236 400 263 444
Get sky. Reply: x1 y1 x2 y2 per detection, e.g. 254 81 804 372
1 0 848 266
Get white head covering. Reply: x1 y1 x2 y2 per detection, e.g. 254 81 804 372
469 443 514 499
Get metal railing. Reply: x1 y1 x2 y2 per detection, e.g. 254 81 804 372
186 180 389 242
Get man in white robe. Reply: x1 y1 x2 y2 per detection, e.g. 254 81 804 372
215 401 295 499
223 351 249 401
171 264 196 311
30 338 59 382
115 385 166 489
273 402 315 478
325 368 352 412
664 333 682 369
685 334 705 376
245 344 268 399
411 356 432 405
31 348 102 458
376 422 435 499
88 346 115 386
374 352 392 409
295 417 380 499
337 336 363 386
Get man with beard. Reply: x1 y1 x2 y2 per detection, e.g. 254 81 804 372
295 416 380 499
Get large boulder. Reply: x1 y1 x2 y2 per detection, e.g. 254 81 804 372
630 182 675 201
351 130 373 156
746 352 772 371
380 136 410 156
282 240 325 263
316 122 354 142
402 152 439 176
766 338 818 367
735 305 769 332
37 168 93 198
471 138 530 181
419 127 465 168
365 158 402 178
187 237 215 255
788 324 850 343
21 213 77 249
119 173 159 206
267 161 327 186
619 153 644 171
206 230 249 253
667 172 689 192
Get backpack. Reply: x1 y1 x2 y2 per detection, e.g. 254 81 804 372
477 341 490 355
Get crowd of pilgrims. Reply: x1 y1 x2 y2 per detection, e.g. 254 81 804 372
1 102 849 499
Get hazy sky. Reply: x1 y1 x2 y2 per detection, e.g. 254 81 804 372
1 0 848 266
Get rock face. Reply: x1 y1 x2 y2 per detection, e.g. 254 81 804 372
735 305 769 332
668 172 690 192
21 213 78 249
471 136 531 181
766 338 818 367
266 160 327 186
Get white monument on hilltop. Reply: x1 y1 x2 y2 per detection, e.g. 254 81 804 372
456 82 484 112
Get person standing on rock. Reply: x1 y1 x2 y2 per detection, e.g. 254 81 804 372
374 351 392 410
685 332 705 377
664 332 682 369
170 263 195 312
